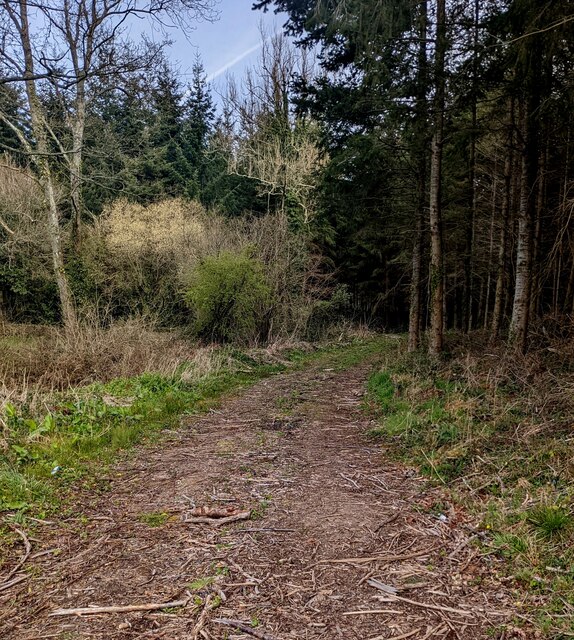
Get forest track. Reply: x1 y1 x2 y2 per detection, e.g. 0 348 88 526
1 357 529 639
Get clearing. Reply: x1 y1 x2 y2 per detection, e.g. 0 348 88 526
1 353 529 639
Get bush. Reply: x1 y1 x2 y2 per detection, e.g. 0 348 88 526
184 251 272 343
305 284 352 340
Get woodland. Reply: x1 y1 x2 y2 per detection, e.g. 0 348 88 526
1 1 574 638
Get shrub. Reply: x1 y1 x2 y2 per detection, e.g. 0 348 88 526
305 284 351 340
184 251 272 344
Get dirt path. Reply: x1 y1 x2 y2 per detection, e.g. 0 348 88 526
2 360 527 640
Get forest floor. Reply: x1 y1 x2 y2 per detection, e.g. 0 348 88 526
0 344 533 640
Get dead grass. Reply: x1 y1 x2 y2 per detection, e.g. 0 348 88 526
366 328 574 636
0 319 197 394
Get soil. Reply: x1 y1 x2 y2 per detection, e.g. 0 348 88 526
1 359 531 640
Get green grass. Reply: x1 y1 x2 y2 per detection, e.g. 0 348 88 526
138 511 171 527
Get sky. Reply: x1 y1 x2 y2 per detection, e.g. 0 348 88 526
158 1 288 98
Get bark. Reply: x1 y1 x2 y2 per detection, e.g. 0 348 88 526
13 0 77 331
483 176 497 329
408 0 428 353
530 142 546 319
463 0 480 333
491 102 515 340
510 101 538 352
428 0 446 356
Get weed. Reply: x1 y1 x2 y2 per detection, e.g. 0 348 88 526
527 504 572 539
188 576 215 591
251 496 272 520
138 512 171 527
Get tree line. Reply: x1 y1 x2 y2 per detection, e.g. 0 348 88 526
1 0 573 354
256 0 574 353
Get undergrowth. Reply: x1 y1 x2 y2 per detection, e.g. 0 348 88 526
365 335 574 638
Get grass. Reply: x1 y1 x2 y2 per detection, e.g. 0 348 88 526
364 335 574 638
138 511 171 527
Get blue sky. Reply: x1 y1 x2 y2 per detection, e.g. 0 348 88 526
163 1 287 95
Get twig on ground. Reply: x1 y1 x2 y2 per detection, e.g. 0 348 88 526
49 598 190 617
1 527 31 586
375 512 399 532
185 511 251 526
316 545 438 566
0 574 28 592
213 618 280 640
375 594 475 617
191 594 213 639
343 609 403 616
369 630 421 640
448 535 478 560
235 528 294 534
367 578 398 595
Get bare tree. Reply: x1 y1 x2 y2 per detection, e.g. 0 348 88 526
224 31 322 224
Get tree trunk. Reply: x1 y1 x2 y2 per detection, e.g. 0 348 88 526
491 100 515 340
408 0 428 353
17 0 77 331
463 0 480 333
510 102 538 352
428 0 446 356
70 95 85 248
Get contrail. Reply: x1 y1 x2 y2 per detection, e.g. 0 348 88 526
206 29 283 83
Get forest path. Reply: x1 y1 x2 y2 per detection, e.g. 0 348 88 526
3 357 527 640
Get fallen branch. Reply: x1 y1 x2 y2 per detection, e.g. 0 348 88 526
369 630 421 640
213 618 280 640
343 609 403 616
1 527 31 586
316 545 438 566
235 528 295 534
49 598 189 617
191 594 213 639
0 574 28 592
370 630 421 640
378 594 474 617
186 510 251 526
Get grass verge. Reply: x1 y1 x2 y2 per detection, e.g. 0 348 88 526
365 336 574 638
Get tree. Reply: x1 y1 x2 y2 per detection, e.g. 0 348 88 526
428 0 447 356
182 57 216 198
0 0 216 329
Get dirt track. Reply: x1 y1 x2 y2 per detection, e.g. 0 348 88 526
1 359 527 639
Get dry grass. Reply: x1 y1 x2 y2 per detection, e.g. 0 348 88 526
367 327 574 636
0 319 197 394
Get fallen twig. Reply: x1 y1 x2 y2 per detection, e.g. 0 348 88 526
1 527 31 586
0 574 28 592
448 534 478 560
343 609 403 616
369 630 421 640
191 594 213 639
213 617 280 639
49 598 189 617
316 545 438 566
367 578 398 595
377 594 474 617
375 512 399 532
185 510 251 526
235 528 294 534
